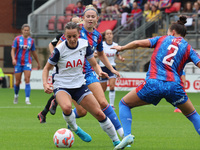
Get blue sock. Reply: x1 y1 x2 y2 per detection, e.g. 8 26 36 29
73 108 80 118
119 99 132 137
25 83 31 97
186 110 200 135
14 84 20 95
102 104 122 130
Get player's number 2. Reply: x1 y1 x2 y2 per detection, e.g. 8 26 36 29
162 45 178 66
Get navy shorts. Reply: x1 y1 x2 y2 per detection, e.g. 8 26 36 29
136 79 188 107
85 71 99 86
99 66 117 82
14 64 32 73
53 84 92 104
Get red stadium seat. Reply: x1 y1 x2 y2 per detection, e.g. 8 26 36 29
165 2 181 13
57 22 63 30
49 16 56 23
48 22 55 30
66 3 75 11
97 20 118 33
58 16 65 24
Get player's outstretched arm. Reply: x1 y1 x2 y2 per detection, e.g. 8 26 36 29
42 62 54 94
87 57 109 79
111 39 151 52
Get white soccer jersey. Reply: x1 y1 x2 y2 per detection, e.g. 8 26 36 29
99 41 118 67
48 39 93 89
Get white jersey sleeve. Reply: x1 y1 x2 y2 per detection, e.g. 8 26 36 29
99 41 118 67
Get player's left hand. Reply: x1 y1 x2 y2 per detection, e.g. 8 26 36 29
37 64 41 70
99 72 109 79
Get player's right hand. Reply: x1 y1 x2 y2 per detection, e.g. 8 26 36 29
43 83 53 94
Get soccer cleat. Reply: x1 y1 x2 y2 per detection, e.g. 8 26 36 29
25 101 31 105
37 112 46 123
13 97 18 104
114 134 134 150
49 99 57 115
174 108 182 113
74 126 92 142
113 140 120 146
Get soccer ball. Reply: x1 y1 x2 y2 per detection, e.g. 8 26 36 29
53 128 74 148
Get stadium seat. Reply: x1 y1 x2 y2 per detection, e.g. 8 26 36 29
58 16 65 24
48 22 55 30
165 2 181 13
57 22 63 30
97 20 118 33
65 3 75 11
49 16 56 23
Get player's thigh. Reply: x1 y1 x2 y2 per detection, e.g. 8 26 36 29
177 98 195 116
56 91 72 111
109 78 116 90
123 88 150 108
80 94 105 120
88 82 108 108
24 70 31 83
72 99 87 115
100 81 107 92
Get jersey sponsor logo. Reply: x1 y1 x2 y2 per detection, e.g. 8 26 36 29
106 53 115 57
19 45 31 50
66 59 83 68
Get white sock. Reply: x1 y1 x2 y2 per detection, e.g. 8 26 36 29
117 127 124 139
25 97 30 102
62 111 78 131
109 90 115 106
14 94 18 98
99 117 119 142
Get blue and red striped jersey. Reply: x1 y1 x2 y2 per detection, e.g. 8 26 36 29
59 25 103 74
80 26 103 74
147 35 200 84
12 35 35 66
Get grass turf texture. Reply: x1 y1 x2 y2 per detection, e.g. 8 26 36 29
0 88 200 150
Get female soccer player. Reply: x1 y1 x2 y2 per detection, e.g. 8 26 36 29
11 24 40 105
99 29 125 109
57 5 124 140
112 16 200 149
42 22 120 145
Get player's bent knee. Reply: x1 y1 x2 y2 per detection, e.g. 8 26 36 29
62 105 72 115
94 110 105 121
99 100 108 109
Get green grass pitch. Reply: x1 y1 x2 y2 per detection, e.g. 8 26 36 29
0 88 200 150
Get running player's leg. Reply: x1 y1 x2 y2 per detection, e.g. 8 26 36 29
80 93 120 145
115 88 150 150
109 78 116 108
72 100 87 118
100 80 107 92
177 99 200 135
13 68 22 104
24 70 31 104
88 82 124 138
56 90 91 142
37 95 55 123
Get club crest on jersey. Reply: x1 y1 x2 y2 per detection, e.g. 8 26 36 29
66 59 83 68
79 50 82 55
